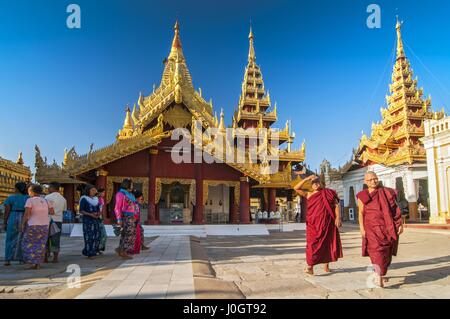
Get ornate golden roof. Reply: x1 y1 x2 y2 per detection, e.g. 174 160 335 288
37 22 305 187
357 18 446 167
234 28 275 124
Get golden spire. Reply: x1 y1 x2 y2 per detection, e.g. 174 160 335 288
396 16 405 59
169 20 184 61
117 106 135 140
248 26 256 63
123 106 133 129
219 108 225 131
16 151 24 165
63 148 68 166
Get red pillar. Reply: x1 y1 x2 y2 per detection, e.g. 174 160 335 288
63 184 75 213
229 187 238 224
262 189 268 211
193 163 204 224
147 148 159 224
268 188 277 212
96 169 110 224
239 176 251 224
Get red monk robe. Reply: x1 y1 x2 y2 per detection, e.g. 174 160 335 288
356 187 402 276
306 188 343 266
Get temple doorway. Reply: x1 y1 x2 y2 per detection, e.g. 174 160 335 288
204 184 230 224
158 182 192 224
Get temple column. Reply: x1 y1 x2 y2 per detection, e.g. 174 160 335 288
268 188 277 212
96 169 109 224
147 148 159 224
239 176 251 224
229 187 238 224
63 184 75 214
287 190 293 221
193 163 204 224
405 173 418 222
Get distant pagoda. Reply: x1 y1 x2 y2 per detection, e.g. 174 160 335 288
0 152 31 203
357 18 445 166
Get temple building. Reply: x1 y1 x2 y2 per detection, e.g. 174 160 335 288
322 19 446 223
422 116 450 224
0 152 31 204
35 22 305 225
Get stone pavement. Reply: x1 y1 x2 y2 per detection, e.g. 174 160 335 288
201 224 450 299
0 234 126 298
76 236 195 299
1 224 450 299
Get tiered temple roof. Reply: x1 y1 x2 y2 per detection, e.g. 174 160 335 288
357 19 445 166
35 22 306 188
0 153 31 203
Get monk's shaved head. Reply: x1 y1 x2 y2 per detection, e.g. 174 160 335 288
364 171 378 180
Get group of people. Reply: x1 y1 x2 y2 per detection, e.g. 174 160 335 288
294 171 403 288
3 182 66 269
79 178 149 260
3 173 403 287
2 177 151 269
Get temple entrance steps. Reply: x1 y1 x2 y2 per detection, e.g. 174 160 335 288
69 223 306 237
143 225 207 238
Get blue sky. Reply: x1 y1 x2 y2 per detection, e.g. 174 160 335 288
1 0 449 174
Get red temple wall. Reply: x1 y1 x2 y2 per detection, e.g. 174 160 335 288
105 149 149 176
101 137 242 182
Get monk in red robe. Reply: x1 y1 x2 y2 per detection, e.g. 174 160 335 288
294 174 343 275
357 171 403 288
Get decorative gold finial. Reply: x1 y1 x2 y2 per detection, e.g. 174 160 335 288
169 20 184 60
123 106 133 129
396 16 405 59
16 151 24 165
63 148 68 166
117 106 134 140
219 108 225 131
248 26 256 63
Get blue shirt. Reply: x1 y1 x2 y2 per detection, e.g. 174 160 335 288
4 194 29 212
79 197 100 213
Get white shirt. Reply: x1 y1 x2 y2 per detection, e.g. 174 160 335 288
45 192 67 222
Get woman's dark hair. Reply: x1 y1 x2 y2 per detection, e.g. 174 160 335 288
133 189 143 199
97 188 106 193
120 178 132 190
83 184 96 196
15 182 28 195
49 182 61 191
30 184 43 195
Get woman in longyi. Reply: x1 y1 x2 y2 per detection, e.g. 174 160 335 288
294 174 343 275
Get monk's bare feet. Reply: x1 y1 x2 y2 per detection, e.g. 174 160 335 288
324 263 331 273
374 275 384 288
87 256 96 260
4 261 11 266
141 245 150 251
304 266 314 275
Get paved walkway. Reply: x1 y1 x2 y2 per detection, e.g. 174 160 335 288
76 236 195 299
202 225 450 299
